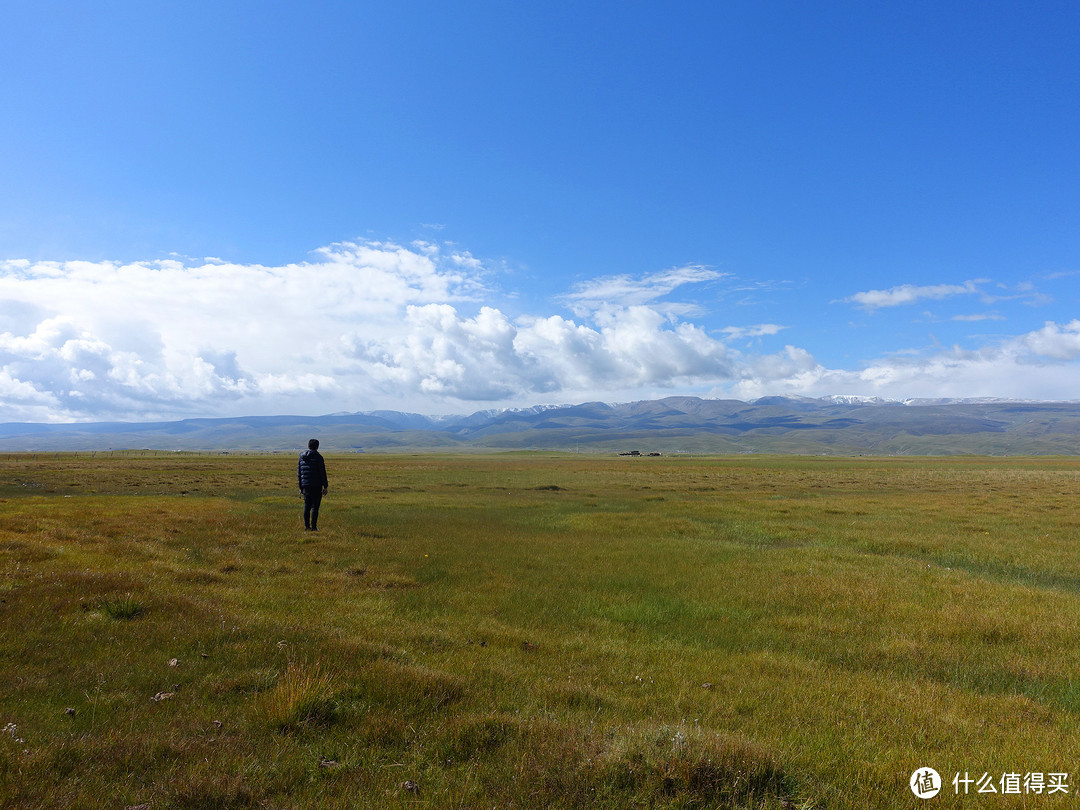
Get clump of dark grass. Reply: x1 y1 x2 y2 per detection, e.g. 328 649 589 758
595 724 792 807
450 717 793 809
439 713 520 763
100 593 145 620
351 658 467 715
167 773 263 810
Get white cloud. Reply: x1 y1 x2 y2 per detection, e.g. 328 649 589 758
730 320 1080 402
981 281 1054 307
721 323 786 340
845 280 981 311
350 304 526 400
559 264 726 317
3 241 1079 423
1016 320 1080 361
0 241 488 420
0 244 746 420
352 303 737 402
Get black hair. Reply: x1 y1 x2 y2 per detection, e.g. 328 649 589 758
308 439 319 450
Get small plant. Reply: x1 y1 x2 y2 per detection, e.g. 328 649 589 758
100 594 145 620
260 662 339 732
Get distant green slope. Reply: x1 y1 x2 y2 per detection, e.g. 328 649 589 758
2 396 1079 454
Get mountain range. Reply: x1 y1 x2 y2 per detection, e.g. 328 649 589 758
3 396 1080 454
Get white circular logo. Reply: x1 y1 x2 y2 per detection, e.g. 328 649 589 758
911 768 941 799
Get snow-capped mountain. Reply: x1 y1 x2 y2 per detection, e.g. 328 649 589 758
2 396 1080 454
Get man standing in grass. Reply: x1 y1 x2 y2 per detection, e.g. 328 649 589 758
297 438 329 531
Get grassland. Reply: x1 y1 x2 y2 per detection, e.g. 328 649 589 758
2 452 1080 808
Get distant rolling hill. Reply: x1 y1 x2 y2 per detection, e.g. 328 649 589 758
3 396 1080 454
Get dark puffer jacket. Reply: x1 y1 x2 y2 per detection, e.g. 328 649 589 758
297 449 328 490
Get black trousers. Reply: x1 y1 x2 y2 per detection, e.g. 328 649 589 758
302 486 323 529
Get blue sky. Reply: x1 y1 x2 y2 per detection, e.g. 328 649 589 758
2 1 1079 421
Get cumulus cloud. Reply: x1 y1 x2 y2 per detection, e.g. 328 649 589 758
730 320 1080 402
1016 320 1080 361
350 303 737 402
0 241 487 421
3 241 1079 423
844 280 981 311
0 243 746 421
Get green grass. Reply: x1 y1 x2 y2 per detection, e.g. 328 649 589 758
2 452 1080 807
99 593 147 621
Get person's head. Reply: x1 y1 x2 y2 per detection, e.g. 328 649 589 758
308 438 319 450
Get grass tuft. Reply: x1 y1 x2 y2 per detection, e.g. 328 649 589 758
260 662 340 732
99 593 145 620
168 773 262 810
595 724 791 807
